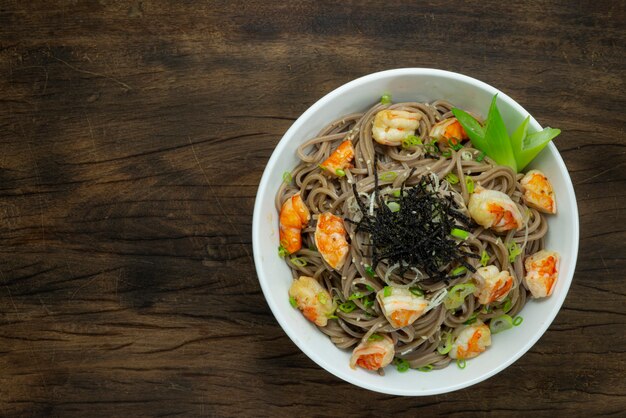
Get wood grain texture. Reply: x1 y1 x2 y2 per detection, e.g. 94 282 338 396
0 0 624 416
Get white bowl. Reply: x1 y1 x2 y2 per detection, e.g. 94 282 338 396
252 68 579 396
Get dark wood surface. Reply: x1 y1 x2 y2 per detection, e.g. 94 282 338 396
1 1 625 416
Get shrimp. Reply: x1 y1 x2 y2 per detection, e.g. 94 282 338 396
376 287 428 329
429 117 468 146
521 170 556 214
349 334 395 371
279 193 310 254
372 109 421 146
524 250 560 298
319 140 354 176
448 321 491 360
288 276 335 327
473 266 513 305
468 185 523 232
314 212 349 270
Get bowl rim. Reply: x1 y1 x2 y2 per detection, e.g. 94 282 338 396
252 68 579 395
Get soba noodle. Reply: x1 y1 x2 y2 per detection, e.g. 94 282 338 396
276 100 547 372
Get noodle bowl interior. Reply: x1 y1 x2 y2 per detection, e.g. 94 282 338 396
277 99 560 374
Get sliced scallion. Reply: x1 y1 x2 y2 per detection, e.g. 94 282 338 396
452 266 467 276
317 292 328 304
409 287 424 297
444 283 476 310
380 93 392 105
507 241 522 263
278 245 288 258
368 333 384 342
289 296 297 308
387 201 400 212
457 359 467 369
451 228 470 240
365 265 376 277
335 168 346 177
480 250 490 267
383 286 392 297
348 292 364 301
445 173 460 185
465 176 475 194
437 332 453 355
338 301 356 313
513 316 523 326
489 314 513 334
379 171 398 182
402 134 422 149
417 364 433 372
289 257 307 268
394 358 410 372
282 171 292 184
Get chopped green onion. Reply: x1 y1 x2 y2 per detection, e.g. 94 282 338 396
365 265 376 277
452 266 467 276
282 171 292 184
348 292 364 301
380 93 392 105
444 283 476 310
476 151 486 162
507 241 522 263
393 358 410 372
338 301 356 313
379 171 398 182
444 173 460 185
368 333 384 342
457 359 467 369
417 364 433 372
480 250 490 267
409 287 424 297
513 316 523 326
278 245 288 258
289 296 297 308
465 176 475 194
451 228 470 240
481 305 493 314
501 298 512 313
392 189 402 197
383 286 392 297
317 292 328 304
437 332 453 355
464 312 479 325
490 314 514 334
402 134 422 149
365 284 375 292
442 150 452 158
387 201 400 212
335 168 346 177
363 297 375 309
448 138 463 151
424 140 440 155
461 150 473 161
289 257 307 268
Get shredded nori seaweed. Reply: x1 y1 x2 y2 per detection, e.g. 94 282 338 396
348 164 478 283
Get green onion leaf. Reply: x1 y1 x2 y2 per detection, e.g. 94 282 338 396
316 292 328 305
507 241 522 263
393 358 410 372
444 283 476 310
348 292 364 301
516 126 561 171
480 250 490 267
444 173 460 185
387 201 400 212
489 314 514 334
381 94 392 105
482 95 517 172
383 286 392 297
338 301 356 313
417 364 433 372
368 333 384 342
451 228 470 240
365 265 376 277
513 316 523 326
289 296 298 308
464 312 479 325
379 171 398 182
452 266 467 276
335 168 346 177
409 287 424 297
402 134 422 149
282 171 292 184
437 332 453 355
451 108 487 151
289 257 307 268
465 176 475 194
457 359 467 369
278 245 288 258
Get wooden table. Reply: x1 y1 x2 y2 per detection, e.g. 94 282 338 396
1 1 624 416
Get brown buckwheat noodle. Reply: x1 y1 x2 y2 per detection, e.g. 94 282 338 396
276 100 547 372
